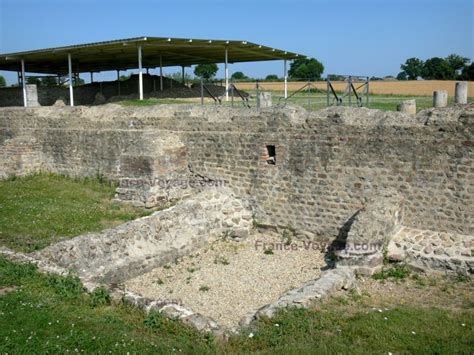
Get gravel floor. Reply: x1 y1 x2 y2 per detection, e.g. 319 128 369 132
125 231 326 329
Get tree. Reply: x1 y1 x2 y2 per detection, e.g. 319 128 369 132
396 72 407 80
400 57 424 80
194 63 218 80
289 57 324 81
265 74 279 81
445 54 470 75
0 75 6 87
422 57 453 80
327 74 345 81
26 77 42 85
461 63 474 80
231 71 247 80
41 76 58 86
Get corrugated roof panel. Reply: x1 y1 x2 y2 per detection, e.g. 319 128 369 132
0 36 306 74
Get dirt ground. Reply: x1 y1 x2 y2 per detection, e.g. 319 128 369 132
125 231 327 329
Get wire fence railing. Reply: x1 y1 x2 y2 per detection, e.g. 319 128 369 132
197 75 371 110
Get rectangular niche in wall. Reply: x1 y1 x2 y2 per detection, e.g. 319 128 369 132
266 145 276 164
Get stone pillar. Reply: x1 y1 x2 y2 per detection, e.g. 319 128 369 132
433 90 448 108
25 84 40 107
397 99 416 115
257 92 272 108
455 81 468 104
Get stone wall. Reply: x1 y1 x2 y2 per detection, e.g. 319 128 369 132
0 104 472 239
34 188 252 284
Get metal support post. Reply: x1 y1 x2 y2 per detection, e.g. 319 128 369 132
225 47 229 101
68 53 74 106
138 46 143 100
21 59 27 107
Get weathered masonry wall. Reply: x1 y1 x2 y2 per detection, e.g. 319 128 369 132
0 104 472 239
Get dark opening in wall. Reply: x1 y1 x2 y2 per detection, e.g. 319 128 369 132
266 145 276 165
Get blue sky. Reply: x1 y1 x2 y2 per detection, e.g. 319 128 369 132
0 0 473 85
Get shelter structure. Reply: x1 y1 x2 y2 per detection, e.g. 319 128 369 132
0 36 305 106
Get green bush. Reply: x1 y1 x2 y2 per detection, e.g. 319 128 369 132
144 310 165 330
90 286 111 307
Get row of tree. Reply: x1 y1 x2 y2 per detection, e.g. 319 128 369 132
397 54 473 81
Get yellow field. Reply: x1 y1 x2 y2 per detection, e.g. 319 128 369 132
234 80 474 97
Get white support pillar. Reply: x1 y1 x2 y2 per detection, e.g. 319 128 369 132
159 56 163 91
21 59 27 107
68 53 74 107
225 47 229 101
284 59 288 99
138 46 144 100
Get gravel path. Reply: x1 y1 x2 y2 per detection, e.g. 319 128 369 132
125 231 326 329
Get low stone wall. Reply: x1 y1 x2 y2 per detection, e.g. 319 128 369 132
0 104 472 240
33 188 252 284
388 227 473 274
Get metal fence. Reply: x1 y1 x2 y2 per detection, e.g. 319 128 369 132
197 75 371 110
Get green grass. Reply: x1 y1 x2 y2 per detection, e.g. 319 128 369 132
274 92 474 112
1 257 472 354
0 173 153 252
372 264 411 281
0 257 214 354
226 305 472 354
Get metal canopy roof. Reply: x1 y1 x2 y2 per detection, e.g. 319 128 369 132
0 36 305 75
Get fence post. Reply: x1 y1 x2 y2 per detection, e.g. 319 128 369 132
200 78 204 106
307 80 311 110
256 80 260 108
326 79 330 107
231 82 234 107
366 76 370 107
348 76 352 107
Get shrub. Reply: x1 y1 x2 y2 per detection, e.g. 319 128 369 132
144 310 165 330
90 286 111 307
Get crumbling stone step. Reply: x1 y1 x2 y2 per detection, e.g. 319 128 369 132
387 227 473 274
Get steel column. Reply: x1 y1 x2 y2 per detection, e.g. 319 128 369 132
21 60 27 107
68 53 74 106
284 59 288 99
225 47 229 101
138 46 143 100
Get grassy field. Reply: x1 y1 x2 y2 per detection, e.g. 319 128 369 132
0 256 472 354
0 173 152 252
117 91 473 113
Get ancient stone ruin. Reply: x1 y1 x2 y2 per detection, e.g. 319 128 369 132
0 103 472 334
